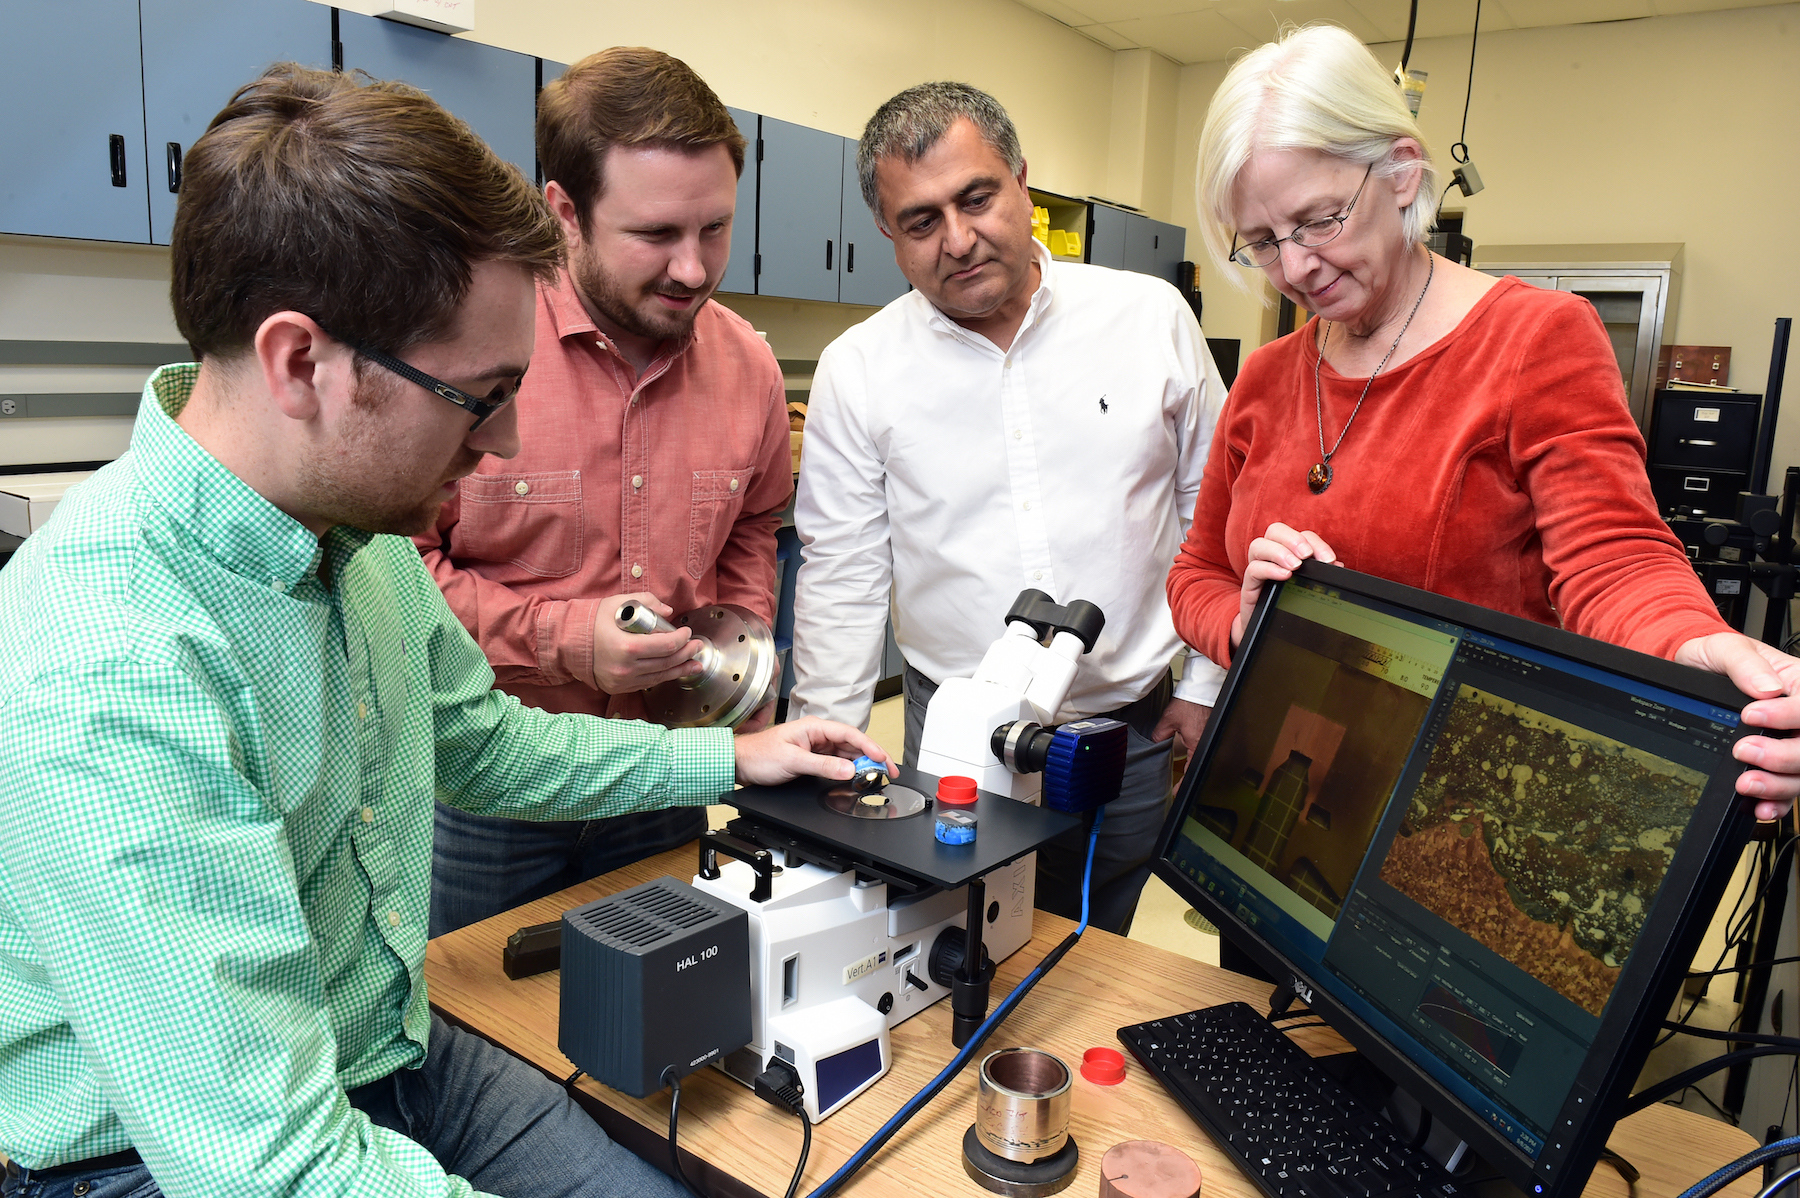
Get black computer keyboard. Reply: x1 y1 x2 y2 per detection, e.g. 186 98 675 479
1119 1001 1468 1198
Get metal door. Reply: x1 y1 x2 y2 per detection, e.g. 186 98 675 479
1150 219 1186 286
142 0 332 245
1557 274 1664 430
337 12 536 180
756 117 843 302
1122 213 1157 276
0 0 149 242
718 108 758 297
836 135 908 307
1088 203 1128 269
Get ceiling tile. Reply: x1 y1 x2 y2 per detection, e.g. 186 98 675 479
1214 0 1390 48
1342 0 1516 42
1490 0 1652 26
1094 9 1257 62
1076 21 1146 48
1058 0 1218 21
1651 0 1792 12
1012 0 1105 26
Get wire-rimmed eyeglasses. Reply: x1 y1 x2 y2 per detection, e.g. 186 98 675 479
1228 163 1374 269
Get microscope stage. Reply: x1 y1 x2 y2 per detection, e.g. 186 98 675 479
731 766 1080 890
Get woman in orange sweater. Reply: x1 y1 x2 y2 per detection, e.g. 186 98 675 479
1167 23 1800 817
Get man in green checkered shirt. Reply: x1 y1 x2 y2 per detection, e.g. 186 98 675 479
0 66 885 1198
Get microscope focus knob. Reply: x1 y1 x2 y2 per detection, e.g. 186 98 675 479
1702 521 1731 546
927 926 993 989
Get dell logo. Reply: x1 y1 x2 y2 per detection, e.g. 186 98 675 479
1290 977 1314 1005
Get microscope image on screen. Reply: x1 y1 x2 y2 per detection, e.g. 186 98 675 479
1186 605 1439 923
1378 686 1706 1017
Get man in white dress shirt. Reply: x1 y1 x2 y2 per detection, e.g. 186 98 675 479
788 82 1227 933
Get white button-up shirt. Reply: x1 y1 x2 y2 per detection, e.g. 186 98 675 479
790 243 1227 729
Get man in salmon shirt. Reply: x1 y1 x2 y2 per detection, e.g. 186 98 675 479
415 47 790 937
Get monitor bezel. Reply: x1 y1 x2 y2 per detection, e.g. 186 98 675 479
1150 561 1759 1198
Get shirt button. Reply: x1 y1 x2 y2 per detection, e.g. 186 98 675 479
270 578 286 593
357 701 367 720
361 807 374 824
1022 501 1032 511
1034 571 1044 581
387 911 401 927
514 480 530 496
1004 360 1013 370
1013 429 1022 440
631 564 644 578
729 478 740 493
632 475 643 489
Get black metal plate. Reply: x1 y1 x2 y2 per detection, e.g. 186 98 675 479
730 765 1079 890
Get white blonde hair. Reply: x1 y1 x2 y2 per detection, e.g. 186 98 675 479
1196 23 1440 289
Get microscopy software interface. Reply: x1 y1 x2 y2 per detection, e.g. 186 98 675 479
1168 577 1740 1157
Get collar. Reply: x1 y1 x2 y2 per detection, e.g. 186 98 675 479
922 238 1056 352
133 364 342 593
542 268 702 365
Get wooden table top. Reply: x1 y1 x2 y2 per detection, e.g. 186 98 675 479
424 844 1756 1198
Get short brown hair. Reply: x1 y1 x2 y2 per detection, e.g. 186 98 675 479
172 63 563 361
537 47 745 233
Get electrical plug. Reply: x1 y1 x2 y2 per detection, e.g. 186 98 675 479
753 1060 807 1115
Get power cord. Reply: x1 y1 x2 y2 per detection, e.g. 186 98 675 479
663 1066 706 1198
801 807 1109 1198
1450 0 1483 167
754 1060 814 1198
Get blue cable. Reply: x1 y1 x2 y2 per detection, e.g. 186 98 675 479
1676 1134 1800 1198
806 807 1106 1198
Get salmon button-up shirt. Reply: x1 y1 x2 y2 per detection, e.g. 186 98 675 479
416 271 792 722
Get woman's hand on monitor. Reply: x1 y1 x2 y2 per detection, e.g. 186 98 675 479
1675 631 1800 820
1233 523 1341 651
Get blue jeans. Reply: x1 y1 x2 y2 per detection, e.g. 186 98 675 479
431 803 707 938
902 665 1175 935
3 1015 687 1198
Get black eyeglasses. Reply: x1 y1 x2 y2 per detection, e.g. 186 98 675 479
324 331 516 429
1229 163 1374 269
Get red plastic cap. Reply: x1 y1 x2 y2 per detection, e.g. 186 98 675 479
937 776 978 806
1081 1047 1127 1085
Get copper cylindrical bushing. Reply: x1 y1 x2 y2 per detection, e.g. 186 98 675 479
1099 1140 1202 1198
976 1048 1073 1163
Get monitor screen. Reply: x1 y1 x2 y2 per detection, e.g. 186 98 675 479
1155 565 1755 1198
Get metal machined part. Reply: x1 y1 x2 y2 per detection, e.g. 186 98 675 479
617 603 778 729
821 783 930 819
976 1048 1073 1163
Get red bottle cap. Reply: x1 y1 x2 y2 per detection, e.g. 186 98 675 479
1081 1047 1127 1085
937 775 978 806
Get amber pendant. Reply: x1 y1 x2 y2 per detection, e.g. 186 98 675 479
1308 461 1333 494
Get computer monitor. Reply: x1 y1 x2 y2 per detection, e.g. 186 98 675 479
1152 561 1759 1198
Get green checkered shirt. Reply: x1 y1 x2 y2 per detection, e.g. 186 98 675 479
0 365 736 1194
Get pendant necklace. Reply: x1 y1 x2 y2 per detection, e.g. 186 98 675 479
1308 250 1434 494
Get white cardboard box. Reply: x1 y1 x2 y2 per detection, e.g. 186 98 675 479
0 471 95 539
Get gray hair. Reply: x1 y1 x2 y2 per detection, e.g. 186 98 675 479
857 82 1023 233
1196 23 1440 290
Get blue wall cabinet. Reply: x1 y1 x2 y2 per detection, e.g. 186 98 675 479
719 108 759 297
537 59 566 187
0 0 149 243
1124 216 1185 285
337 12 536 181
756 117 843 303
836 137 908 308
141 0 332 245
541 58 567 88
1087 203 1128 271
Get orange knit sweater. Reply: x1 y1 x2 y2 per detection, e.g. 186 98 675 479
1169 276 1728 668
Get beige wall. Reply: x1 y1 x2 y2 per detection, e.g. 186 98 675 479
1169 4 1800 475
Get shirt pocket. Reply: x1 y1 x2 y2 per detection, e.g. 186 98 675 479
455 471 584 578
688 467 753 580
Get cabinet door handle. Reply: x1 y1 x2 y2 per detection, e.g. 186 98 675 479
825 239 833 271
109 134 127 187
166 142 183 194
847 242 855 273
